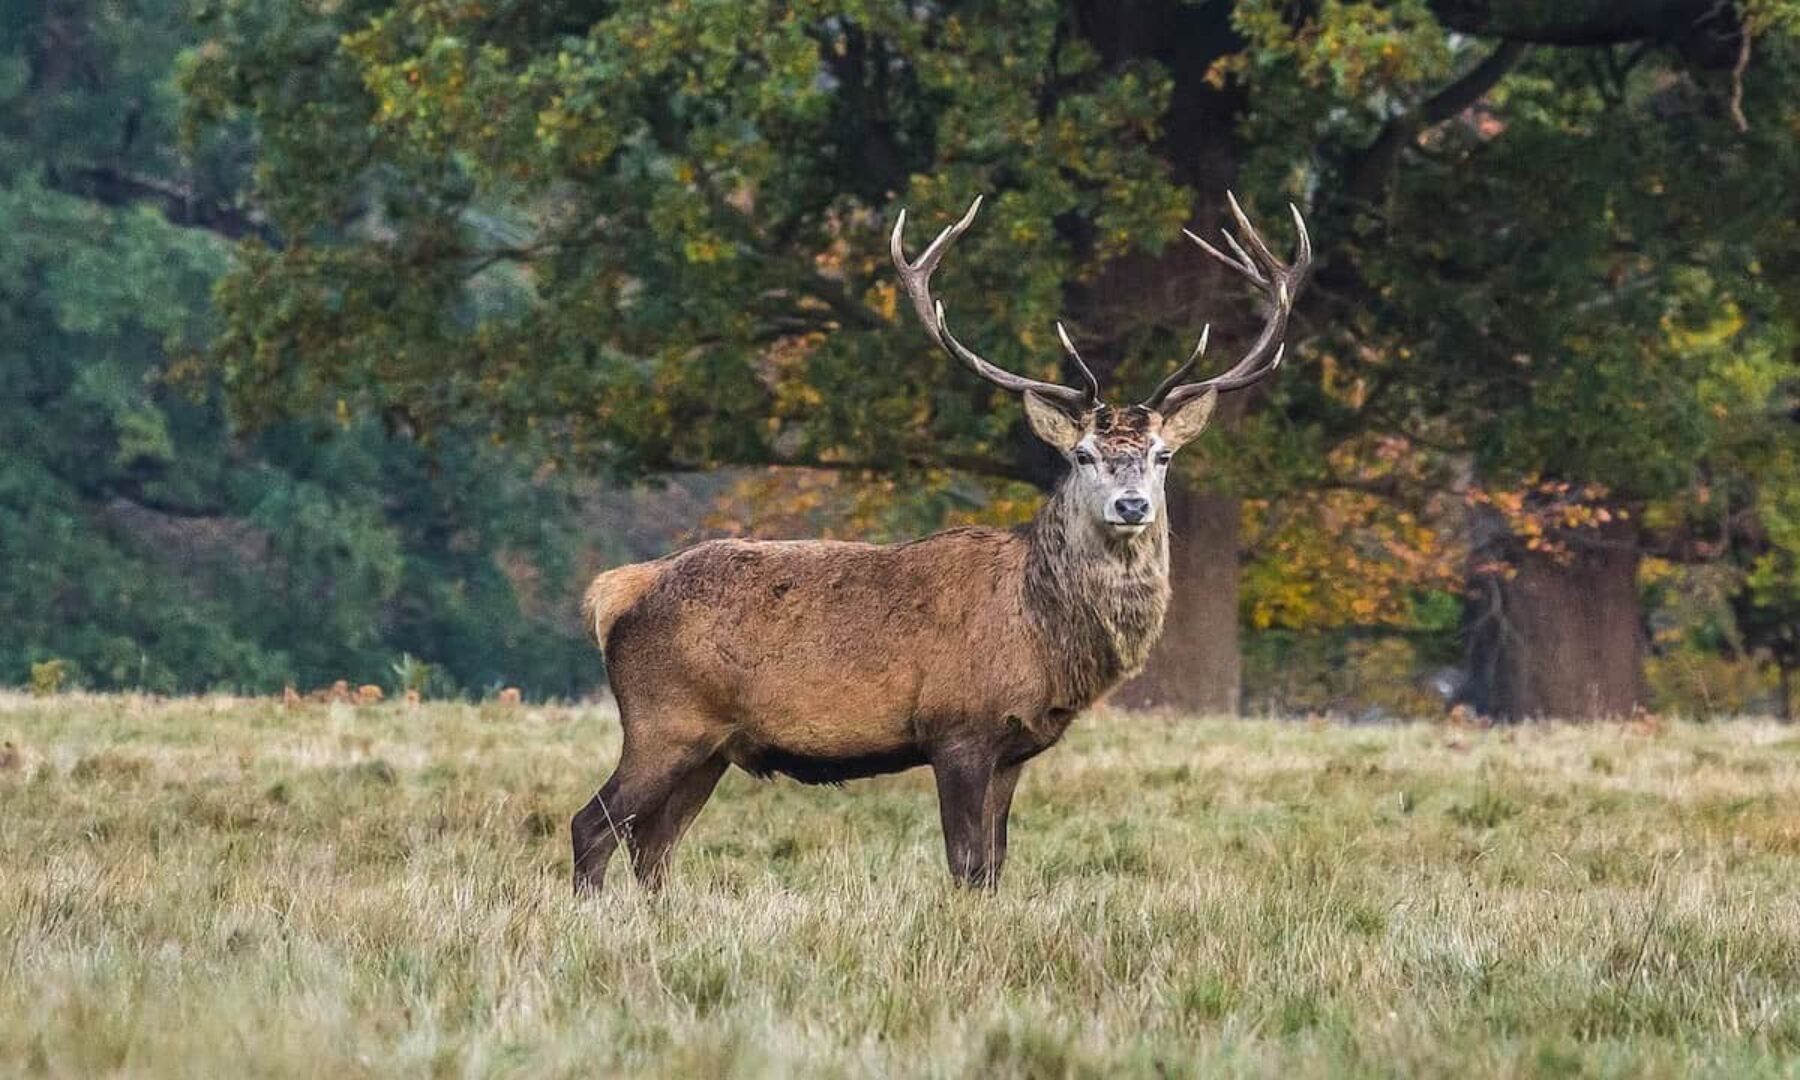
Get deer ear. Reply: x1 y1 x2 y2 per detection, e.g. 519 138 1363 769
1159 388 1218 450
1022 390 1088 452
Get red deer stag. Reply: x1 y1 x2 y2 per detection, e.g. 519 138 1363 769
574 193 1310 891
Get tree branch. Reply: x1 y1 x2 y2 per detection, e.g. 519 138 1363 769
763 450 1037 486
1427 0 1745 69
45 166 276 244
1347 41 1529 206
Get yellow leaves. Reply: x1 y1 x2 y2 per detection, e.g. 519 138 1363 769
681 235 730 264
754 332 828 417
706 469 840 538
1664 300 1745 352
1205 53 1245 90
865 281 899 323
1314 352 1376 408
1238 430 1470 632
946 492 1037 529
534 100 571 145
1241 0 1454 97
705 466 1035 543
1241 486 1459 633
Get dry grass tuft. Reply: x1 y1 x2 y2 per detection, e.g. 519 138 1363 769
3 692 1799 1076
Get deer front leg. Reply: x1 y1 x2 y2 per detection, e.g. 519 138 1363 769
932 747 999 888
983 762 1024 883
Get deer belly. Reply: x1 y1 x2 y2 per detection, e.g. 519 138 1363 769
724 738 928 785
730 671 919 760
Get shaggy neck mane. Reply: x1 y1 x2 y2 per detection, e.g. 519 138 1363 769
1020 481 1172 707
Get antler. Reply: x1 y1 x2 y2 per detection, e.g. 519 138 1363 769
890 196 1098 412
1142 193 1312 412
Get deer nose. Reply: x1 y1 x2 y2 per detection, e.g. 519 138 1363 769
1113 495 1151 524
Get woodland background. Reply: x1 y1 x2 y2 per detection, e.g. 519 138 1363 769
6 0 1799 719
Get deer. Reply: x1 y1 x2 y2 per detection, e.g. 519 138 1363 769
573 193 1310 892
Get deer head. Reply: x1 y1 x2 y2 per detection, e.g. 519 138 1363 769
891 193 1311 539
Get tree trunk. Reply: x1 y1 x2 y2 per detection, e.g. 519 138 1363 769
1780 663 1794 724
1114 486 1241 713
1069 2 1251 715
1463 515 1645 720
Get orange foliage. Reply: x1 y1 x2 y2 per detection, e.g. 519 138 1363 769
1241 489 1459 632
1241 435 1461 633
1465 476 1624 571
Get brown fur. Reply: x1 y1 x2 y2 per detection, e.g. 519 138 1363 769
581 562 667 647
571 422 1179 894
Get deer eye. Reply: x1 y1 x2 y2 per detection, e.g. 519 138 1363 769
1155 450 1173 466
1073 449 1096 467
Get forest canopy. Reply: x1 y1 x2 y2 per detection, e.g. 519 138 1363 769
6 0 1799 715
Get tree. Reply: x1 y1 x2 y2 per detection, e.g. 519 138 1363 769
186 0 1800 714
1226 2 1800 718
0 0 594 695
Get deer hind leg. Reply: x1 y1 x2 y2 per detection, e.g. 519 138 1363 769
571 781 618 895
627 754 728 890
572 718 718 895
931 747 1001 889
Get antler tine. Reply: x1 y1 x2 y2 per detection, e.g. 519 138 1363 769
1054 322 1102 403
1225 190 1281 268
1144 195 1312 412
930 302 1098 408
1141 325 1209 411
891 198 1096 411
1289 202 1312 267
1182 228 1257 282
888 196 983 332
1200 342 1284 393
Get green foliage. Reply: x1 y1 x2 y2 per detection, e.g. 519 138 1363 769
13 0 1800 709
1226 3 1800 709
389 652 432 698
0 0 595 696
1224 5 1800 501
27 659 67 697
187 7 1800 573
183 0 1200 480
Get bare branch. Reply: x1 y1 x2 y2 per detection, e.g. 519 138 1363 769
45 165 275 244
1346 41 1529 206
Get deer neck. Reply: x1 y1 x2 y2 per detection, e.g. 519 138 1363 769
1021 483 1173 706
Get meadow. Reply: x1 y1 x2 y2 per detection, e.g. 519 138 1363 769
2 692 1798 1078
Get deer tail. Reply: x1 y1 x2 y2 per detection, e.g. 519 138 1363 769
581 562 666 651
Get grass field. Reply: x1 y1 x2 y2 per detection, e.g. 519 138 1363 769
3 693 1799 1077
